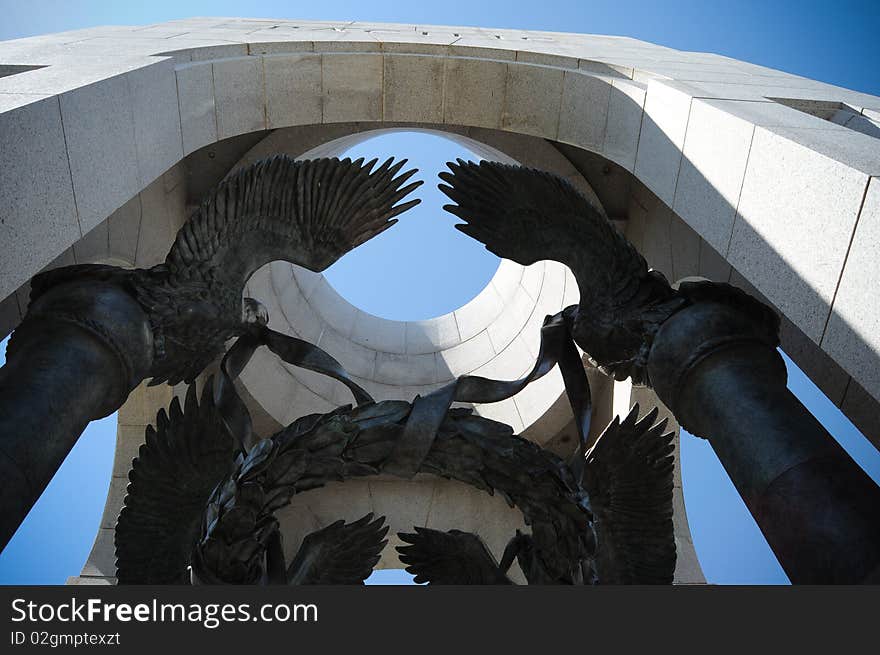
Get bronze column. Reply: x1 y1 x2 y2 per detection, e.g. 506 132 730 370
648 300 880 583
0 281 153 550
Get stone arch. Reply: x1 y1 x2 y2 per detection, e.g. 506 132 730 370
3 19 877 584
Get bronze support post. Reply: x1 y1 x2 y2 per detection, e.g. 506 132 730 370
648 301 880 583
0 282 153 550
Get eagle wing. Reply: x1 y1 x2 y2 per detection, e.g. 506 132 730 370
581 404 676 584
137 155 421 385
438 159 645 316
396 527 513 584
114 381 234 584
438 160 681 381
286 513 388 585
166 155 421 283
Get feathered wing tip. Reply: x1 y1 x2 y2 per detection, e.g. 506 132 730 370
115 379 234 584
582 403 677 584
287 513 389 585
164 155 424 282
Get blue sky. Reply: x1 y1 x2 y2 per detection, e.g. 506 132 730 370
0 1 878 585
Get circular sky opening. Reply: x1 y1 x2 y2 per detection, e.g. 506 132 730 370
323 131 500 322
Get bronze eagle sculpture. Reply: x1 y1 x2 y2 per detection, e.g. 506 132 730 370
396 405 676 585
27 156 421 385
438 159 776 386
115 382 389 585
115 373 676 585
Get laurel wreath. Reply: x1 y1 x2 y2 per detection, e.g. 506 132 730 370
191 400 596 585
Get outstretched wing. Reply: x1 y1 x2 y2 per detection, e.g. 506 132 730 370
396 527 513 584
115 381 234 584
439 160 681 382
287 513 388 585
582 404 676 584
166 155 422 286
438 159 645 312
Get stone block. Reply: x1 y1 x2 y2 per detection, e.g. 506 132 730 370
673 98 755 254
669 212 701 281
288 362 343 404
66 576 116 585
519 261 545 301
322 54 383 123
270 260 295 295
100 476 128 529
491 258 524 300
425 479 526 563
42 247 75 271
728 127 867 343
0 98 81 297
501 63 563 138
512 365 565 428
557 71 612 151
175 63 217 156
240 353 296 422
105 194 141 267
279 377 337 425
72 220 109 264
448 42 517 61
822 177 880 401
113 424 147 477
134 171 187 268
128 60 184 188
183 43 250 62
368 478 436 532
519 273 568 358
80 528 116 577
373 350 440 386
472 394 525 430
383 54 445 123
350 310 406 354
673 533 706 585
264 53 322 128
276 481 376 564
640 203 674 280
292 265 322 299
603 78 646 171
634 80 693 206
316 325 376 379
309 277 358 336
471 335 533 382
405 314 461 354
248 40 315 56
698 239 732 282
771 125 880 178
213 57 265 139
486 287 535 353
438 330 495 376
282 289 325 344
118 380 174 426
0 97 79 299
713 98 841 129
454 284 504 341
60 74 140 233
444 58 506 129
515 50 578 68
0 92 51 113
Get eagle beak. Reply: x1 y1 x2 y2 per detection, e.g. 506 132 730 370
242 297 269 326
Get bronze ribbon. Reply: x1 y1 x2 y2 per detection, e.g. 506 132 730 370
214 315 592 471
384 311 592 477
214 326 374 453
